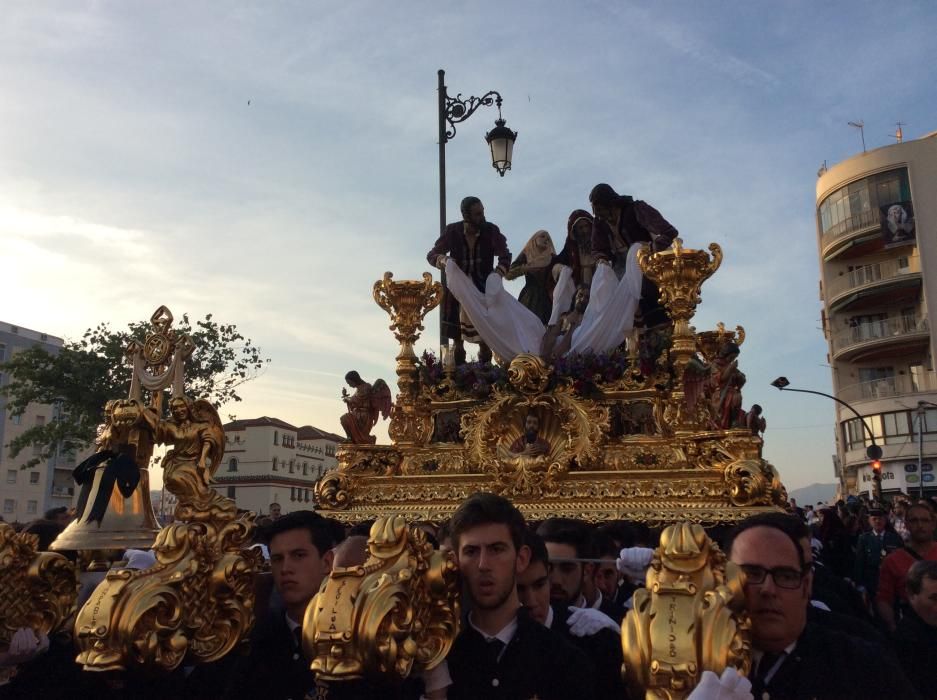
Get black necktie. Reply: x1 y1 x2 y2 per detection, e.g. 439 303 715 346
486 638 505 665
293 626 303 650
752 652 783 696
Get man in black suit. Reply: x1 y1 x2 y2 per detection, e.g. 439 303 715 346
537 518 626 623
517 530 625 698
188 510 339 700
444 493 595 699
727 514 919 700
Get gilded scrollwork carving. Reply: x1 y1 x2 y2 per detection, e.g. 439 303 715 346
0 523 78 653
724 459 787 508
622 522 750 699
305 516 460 684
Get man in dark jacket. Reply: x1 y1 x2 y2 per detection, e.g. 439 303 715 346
895 560 937 697
854 507 903 599
589 183 678 328
426 196 511 365
728 514 919 699
445 493 595 699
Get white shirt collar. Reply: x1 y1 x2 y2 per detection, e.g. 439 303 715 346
544 606 555 629
589 591 603 610
285 612 302 635
468 611 518 648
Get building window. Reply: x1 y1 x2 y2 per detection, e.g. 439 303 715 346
303 463 308 476
29 472 39 484
274 430 279 446
11 414 21 425
228 458 238 472
227 486 236 498
3 499 14 514
304 489 310 503
6 470 15 484
818 167 910 238
26 500 37 514
290 487 296 501
272 457 278 471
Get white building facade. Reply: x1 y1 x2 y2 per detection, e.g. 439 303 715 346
816 131 937 498
213 417 342 516
0 322 80 523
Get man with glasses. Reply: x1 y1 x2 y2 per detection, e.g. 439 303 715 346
728 514 917 699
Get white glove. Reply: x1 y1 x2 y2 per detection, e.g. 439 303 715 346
616 546 654 583
421 659 452 693
687 667 753 700
0 627 49 668
436 255 448 270
566 606 621 637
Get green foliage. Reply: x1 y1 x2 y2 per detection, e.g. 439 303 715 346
0 314 270 469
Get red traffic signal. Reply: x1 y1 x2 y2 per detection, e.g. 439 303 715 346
871 459 882 475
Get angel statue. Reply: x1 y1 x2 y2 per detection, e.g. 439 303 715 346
340 371 392 444
144 394 234 520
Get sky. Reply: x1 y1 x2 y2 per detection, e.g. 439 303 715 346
2 1 937 492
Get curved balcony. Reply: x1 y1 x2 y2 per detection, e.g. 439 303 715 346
820 209 881 259
831 314 930 362
837 373 937 404
826 258 922 312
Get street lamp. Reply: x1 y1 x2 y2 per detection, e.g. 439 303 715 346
437 68 517 235
771 376 884 500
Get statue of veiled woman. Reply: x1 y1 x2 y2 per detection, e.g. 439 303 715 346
146 395 234 520
506 230 556 324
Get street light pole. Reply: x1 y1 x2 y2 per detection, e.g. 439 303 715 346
771 377 884 500
435 69 517 346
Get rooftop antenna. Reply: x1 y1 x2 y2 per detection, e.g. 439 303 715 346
891 121 905 143
848 120 866 153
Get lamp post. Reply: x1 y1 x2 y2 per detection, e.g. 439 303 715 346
436 69 517 348
771 377 884 500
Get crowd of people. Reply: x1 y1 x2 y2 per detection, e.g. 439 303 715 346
3 492 937 699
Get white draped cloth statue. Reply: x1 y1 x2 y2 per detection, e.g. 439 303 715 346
444 242 644 361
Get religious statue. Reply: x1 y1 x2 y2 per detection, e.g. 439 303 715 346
709 343 746 429
554 209 597 288
340 371 392 444
505 229 556 324
590 183 678 328
540 286 590 360
508 411 551 457
143 394 234 520
426 195 511 364
745 404 766 437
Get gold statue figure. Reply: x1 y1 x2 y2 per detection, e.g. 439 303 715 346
144 394 234 520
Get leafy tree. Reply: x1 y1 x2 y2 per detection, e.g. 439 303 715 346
0 313 270 469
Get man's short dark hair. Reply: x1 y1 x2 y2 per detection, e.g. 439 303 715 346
725 512 808 570
907 560 937 596
264 510 337 556
524 530 550 568
44 506 67 520
450 492 526 552
596 521 635 549
590 530 620 560
460 196 482 219
537 518 594 559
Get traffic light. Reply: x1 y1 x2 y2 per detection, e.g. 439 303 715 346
871 459 882 477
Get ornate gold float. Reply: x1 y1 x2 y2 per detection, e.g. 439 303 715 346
316 240 787 523
68 307 259 672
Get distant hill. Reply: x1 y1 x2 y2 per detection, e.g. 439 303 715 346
788 482 837 507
